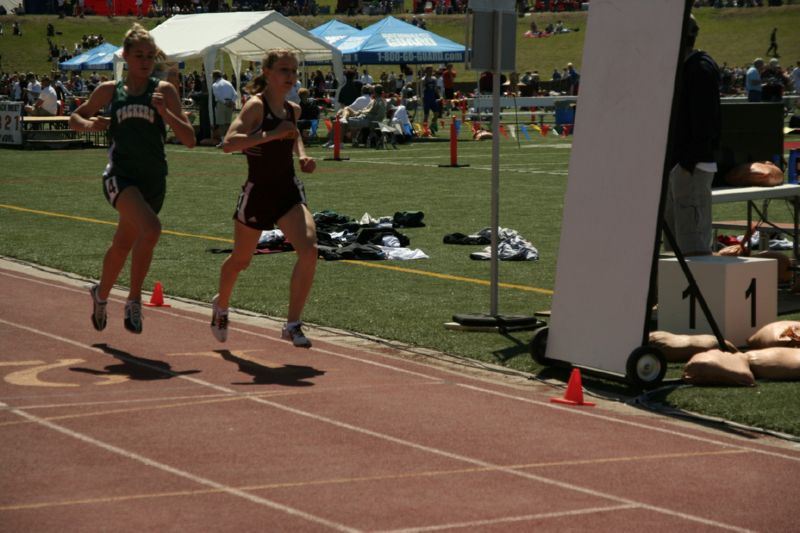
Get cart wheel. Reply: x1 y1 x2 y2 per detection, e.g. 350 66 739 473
529 326 552 366
626 347 667 389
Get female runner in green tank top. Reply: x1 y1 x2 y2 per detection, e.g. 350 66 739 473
70 23 195 334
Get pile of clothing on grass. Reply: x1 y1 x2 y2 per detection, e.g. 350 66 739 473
206 210 428 260
312 210 428 260
443 227 539 261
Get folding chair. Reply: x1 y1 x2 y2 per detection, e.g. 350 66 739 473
369 121 399 150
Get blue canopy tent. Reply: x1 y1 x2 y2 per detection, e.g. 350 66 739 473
309 19 360 48
60 42 184 73
84 46 125 71
59 43 120 71
336 16 466 65
84 48 184 73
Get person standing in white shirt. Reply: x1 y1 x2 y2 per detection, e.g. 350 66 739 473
791 61 800 94
11 74 23 101
211 70 236 145
360 69 373 85
25 75 59 116
26 74 41 105
745 58 764 102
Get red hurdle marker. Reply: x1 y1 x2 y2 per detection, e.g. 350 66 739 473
324 116 349 161
439 116 469 168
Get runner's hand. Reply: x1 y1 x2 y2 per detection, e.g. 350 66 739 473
151 90 166 116
299 156 316 173
89 116 110 131
270 121 299 141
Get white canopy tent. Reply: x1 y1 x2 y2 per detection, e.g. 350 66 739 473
113 11 344 129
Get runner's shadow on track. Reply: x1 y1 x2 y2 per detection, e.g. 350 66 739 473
216 350 325 387
69 343 201 381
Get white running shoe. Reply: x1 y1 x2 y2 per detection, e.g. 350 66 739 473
210 296 229 342
89 284 107 331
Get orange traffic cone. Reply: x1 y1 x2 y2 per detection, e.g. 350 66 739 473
550 368 595 406
144 281 171 308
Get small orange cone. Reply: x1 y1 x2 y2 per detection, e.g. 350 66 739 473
144 281 171 307
550 368 595 406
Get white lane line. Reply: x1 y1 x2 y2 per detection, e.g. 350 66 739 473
4 270 799 461
7 405 359 533
376 504 637 533
0 317 359 531
0 271 441 382
455 383 800 463
1 318 755 532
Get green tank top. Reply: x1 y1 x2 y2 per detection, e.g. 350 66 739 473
106 77 167 184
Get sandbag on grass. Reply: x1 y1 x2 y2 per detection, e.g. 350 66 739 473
747 321 800 349
649 331 738 363
747 348 800 381
683 350 755 387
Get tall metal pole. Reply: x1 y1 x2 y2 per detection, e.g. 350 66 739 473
489 10 502 316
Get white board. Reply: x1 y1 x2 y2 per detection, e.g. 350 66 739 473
546 0 687 376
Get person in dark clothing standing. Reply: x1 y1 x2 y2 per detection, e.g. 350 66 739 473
766 27 778 58
335 69 362 109
664 14 721 256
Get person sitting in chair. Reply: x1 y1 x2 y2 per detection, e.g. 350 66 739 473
339 84 372 120
388 100 413 144
323 84 372 148
343 84 386 147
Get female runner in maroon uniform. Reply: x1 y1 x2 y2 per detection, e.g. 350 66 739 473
211 49 317 347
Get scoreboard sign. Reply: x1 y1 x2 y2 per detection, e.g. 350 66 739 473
0 101 23 146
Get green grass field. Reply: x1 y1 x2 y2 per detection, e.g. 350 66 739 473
1 6 800 438
2 133 799 437
2 5 800 81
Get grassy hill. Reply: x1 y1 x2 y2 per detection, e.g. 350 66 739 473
2 5 799 82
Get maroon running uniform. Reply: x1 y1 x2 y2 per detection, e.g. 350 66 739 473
234 97 307 230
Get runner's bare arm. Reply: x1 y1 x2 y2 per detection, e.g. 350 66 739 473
69 81 115 132
154 81 196 148
222 97 297 153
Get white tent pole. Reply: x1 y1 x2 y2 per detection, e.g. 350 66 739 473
204 49 217 135
113 54 124 81
330 49 344 110
231 54 242 109
489 9 502 316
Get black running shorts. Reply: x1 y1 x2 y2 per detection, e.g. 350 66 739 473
232 176 307 231
103 174 166 214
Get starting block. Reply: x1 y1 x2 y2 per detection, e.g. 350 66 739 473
658 256 777 347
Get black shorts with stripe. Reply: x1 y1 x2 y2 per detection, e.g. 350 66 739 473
102 174 166 214
233 176 307 230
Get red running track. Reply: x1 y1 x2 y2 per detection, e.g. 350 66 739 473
1 259 799 532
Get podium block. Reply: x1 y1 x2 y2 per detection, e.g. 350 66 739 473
658 256 777 346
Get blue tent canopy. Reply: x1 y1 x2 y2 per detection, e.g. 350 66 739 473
336 16 465 65
309 19 360 48
85 45 126 71
60 42 184 73
59 43 120 71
